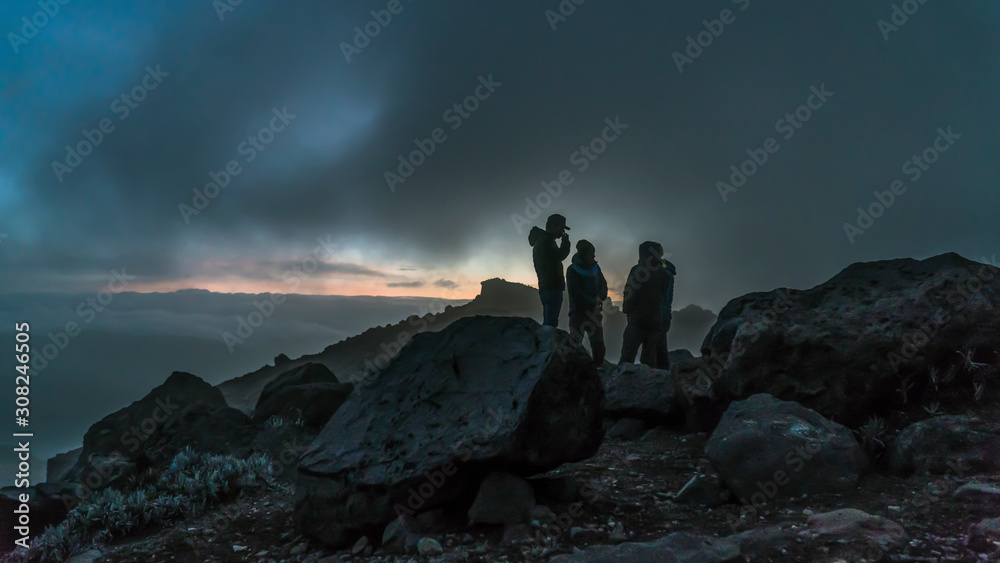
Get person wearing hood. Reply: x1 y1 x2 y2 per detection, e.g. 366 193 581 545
620 241 672 369
528 214 571 327
566 239 608 365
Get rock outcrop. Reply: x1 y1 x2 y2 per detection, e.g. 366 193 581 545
889 415 1000 476
62 372 256 489
295 316 605 547
251 363 352 429
705 394 867 501
700 253 1000 427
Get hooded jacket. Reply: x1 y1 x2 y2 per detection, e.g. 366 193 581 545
566 252 608 318
622 241 672 330
528 226 571 291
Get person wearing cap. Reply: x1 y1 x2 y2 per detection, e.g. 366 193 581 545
620 241 672 368
528 214 571 327
566 239 608 365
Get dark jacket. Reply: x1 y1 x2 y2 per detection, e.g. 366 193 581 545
661 259 676 330
566 253 608 318
622 242 672 330
529 226 571 291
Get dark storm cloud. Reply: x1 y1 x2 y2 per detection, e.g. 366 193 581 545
2 0 999 309
387 281 424 288
434 279 459 290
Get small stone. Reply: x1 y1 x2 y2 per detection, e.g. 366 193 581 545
609 522 627 543
233 545 247 552
290 543 308 556
417 537 443 556
802 509 814 516
351 536 368 555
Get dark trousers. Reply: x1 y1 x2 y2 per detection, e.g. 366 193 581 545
539 289 563 327
569 309 606 365
620 323 669 370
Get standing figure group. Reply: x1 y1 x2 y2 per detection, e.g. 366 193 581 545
528 214 676 370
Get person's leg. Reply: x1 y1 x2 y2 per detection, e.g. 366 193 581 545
568 315 584 346
638 328 657 367
619 322 640 364
656 330 670 370
539 290 559 327
589 313 606 366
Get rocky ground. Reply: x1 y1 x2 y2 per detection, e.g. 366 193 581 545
83 411 1000 563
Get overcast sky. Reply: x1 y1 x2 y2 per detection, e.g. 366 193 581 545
2 0 998 311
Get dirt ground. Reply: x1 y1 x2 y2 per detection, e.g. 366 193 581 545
88 418 999 563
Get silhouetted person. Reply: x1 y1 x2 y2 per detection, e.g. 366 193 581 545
657 255 677 370
619 241 671 368
528 214 571 327
566 239 608 365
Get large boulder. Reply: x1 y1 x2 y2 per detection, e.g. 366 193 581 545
252 382 353 429
889 415 1000 476
705 394 866 501
62 372 255 489
700 253 1000 427
257 363 340 406
733 508 907 560
295 316 605 547
601 364 678 424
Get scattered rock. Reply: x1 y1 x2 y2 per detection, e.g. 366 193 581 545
232 544 247 552
351 535 368 555
609 521 627 543
417 537 443 556
953 482 1000 503
705 394 867 501
674 461 730 507
889 415 1000 476
295 316 605 547
601 363 678 424
550 531 741 562
381 515 419 554
606 417 649 440
468 470 536 524
967 517 1000 553
502 522 533 545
